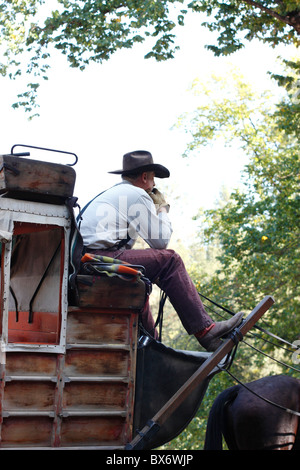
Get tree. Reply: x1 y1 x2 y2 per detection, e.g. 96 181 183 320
176 68 299 344
165 69 299 450
270 58 300 138
192 0 300 55
1 0 299 115
1 0 187 115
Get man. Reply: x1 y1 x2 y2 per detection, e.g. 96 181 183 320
80 150 243 351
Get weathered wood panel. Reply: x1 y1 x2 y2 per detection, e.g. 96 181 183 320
60 417 127 447
1 417 53 447
3 381 56 411
5 352 57 377
63 382 128 410
66 309 131 345
64 349 129 377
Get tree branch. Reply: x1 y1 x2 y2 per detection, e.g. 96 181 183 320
241 0 300 33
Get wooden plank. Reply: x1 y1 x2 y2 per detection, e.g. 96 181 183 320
1 417 53 447
3 381 56 411
5 352 57 377
63 382 128 410
66 310 132 345
60 416 127 447
64 349 130 377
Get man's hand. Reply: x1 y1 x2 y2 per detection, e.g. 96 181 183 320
149 188 170 213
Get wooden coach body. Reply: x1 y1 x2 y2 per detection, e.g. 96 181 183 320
0 155 145 448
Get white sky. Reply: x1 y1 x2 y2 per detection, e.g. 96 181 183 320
0 10 295 243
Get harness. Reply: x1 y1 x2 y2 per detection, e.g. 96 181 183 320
76 182 131 251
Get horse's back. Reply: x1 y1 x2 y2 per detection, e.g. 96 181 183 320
227 375 300 450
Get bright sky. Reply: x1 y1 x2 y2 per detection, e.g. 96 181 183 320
0 10 295 243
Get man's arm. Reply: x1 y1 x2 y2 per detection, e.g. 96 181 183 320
128 192 172 249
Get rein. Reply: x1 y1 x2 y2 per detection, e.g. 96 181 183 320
197 291 300 417
198 292 296 349
154 289 300 416
200 294 300 372
219 366 300 417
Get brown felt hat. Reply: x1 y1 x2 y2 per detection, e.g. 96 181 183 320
108 150 170 178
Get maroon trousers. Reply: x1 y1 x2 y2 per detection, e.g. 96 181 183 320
89 247 213 336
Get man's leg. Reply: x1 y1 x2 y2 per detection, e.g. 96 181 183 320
116 248 213 334
89 248 243 350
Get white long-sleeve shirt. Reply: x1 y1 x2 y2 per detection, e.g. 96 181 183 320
80 181 172 250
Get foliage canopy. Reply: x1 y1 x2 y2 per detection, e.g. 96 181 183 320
166 63 300 450
1 0 299 114
176 67 299 343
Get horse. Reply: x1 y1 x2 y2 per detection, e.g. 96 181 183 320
204 374 300 450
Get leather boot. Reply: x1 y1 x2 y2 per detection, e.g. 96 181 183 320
196 311 244 351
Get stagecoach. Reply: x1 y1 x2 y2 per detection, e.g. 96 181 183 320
0 146 274 449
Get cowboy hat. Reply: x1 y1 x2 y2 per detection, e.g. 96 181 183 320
108 150 170 178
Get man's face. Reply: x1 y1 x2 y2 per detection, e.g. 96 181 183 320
145 171 155 192
139 171 156 193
